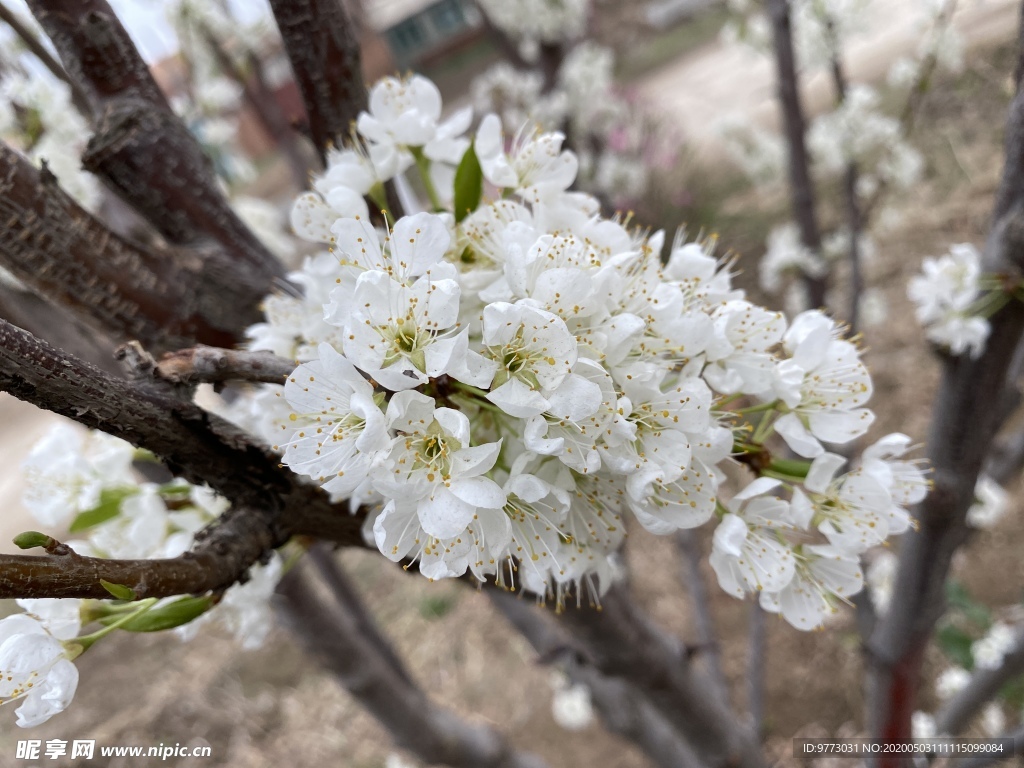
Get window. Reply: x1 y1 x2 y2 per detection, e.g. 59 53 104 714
429 0 465 34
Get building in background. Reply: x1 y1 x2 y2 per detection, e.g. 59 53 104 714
365 0 483 71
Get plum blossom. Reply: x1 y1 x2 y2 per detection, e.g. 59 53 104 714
908 243 990 358
0 610 81 727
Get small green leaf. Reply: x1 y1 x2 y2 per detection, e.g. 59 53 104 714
100 580 137 601
936 623 975 669
104 596 213 632
453 143 483 223
13 531 52 550
70 487 136 533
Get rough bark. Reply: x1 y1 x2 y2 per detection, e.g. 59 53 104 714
0 143 257 351
0 320 365 555
0 505 276 599
865 10 1024 763
26 0 285 283
268 0 367 164
765 0 827 309
278 564 549 768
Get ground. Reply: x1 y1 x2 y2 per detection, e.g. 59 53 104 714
1 5 1023 768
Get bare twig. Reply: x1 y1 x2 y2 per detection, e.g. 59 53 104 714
156 346 296 386
0 505 276 599
676 530 729 700
196 21 309 189
866 10 1024 763
747 602 766 739
26 0 285 283
0 142 259 352
934 625 1024 736
489 590 707 768
765 0 827 309
308 545 415 687
268 0 367 165
0 319 366 560
0 0 90 115
278 563 549 768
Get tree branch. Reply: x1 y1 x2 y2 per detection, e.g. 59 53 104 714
676 530 729 700
555 584 764 768
0 505 276 599
747 602 765 739
865 10 1024 761
268 0 366 165
934 625 1024 736
0 142 259 352
0 0 90 115
26 0 285 283
489 589 708 768
765 0 827 309
0 319 366 562
278 563 549 768
155 345 295 386
958 725 1024 768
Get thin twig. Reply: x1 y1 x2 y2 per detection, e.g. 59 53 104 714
765 0 827 309
676 530 729 700
0 506 277 599
278 563 549 768
747 601 766 739
934 625 1024 736
0 0 90 116
155 346 296 386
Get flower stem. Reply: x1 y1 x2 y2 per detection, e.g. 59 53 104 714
75 598 159 651
410 147 443 211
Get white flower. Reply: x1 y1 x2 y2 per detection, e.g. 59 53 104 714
760 544 863 630
912 711 936 738
760 224 825 294
0 613 79 727
908 243 989 358
374 391 506 542
972 622 1017 670
980 703 1006 737
710 479 796 597
866 550 898 614
550 678 594 731
281 343 390 499
771 311 874 458
935 666 971 700
967 475 1007 530
475 116 578 203
22 424 136 529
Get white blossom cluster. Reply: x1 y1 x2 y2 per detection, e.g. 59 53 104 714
0 71 100 211
6 422 285 727
908 243 991 358
238 72 928 627
477 0 589 58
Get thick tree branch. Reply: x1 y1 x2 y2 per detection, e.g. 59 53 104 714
0 142 258 352
155 345 295 386
0 505 275 599
865 11 1024 762
0 320 365 561
26 0 285 283
765 0 827 309
489 590 707 768
268 0 366 165
934 625 1024 736
747 602 765 739
0 0 90 115
278 563 549 768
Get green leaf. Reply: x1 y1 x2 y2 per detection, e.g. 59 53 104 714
936 623 975 669
945 581 992 629
102 596 213 633
100 580 137 601
452 143 483 223
13 531 52 550
70 487 136 533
